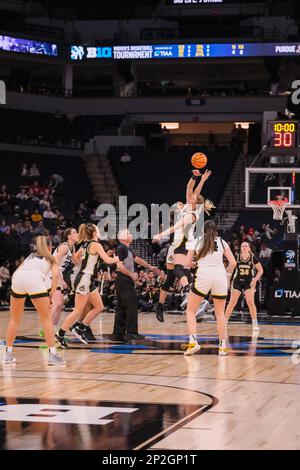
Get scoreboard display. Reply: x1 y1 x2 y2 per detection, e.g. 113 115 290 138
268 121 298 148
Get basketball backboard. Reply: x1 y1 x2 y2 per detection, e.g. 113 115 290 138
0 80 6 104
245 167 300 209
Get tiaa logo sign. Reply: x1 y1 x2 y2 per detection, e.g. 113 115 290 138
0 80 6 104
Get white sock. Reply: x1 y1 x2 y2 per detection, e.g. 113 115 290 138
219 339 226 348
6 346 13 353
49 347 57 355
189 335 198 344
252 319 258 325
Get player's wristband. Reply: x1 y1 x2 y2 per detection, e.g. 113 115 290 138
191 174 198 181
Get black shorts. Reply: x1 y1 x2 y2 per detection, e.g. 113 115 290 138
232 278 252 292
173 238 188 256
74 273 97 295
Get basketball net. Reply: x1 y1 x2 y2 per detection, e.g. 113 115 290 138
268 198 288 220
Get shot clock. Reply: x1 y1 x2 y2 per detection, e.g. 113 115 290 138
268 121 298 148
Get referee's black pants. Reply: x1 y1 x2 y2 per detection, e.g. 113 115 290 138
113 275 138 336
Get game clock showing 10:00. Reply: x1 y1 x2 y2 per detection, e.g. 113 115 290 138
269 121 298 148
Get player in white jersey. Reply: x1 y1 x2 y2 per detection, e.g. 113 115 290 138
184 220 236 356
41 228 79 337
55 223 118 347
2 236 65 365
154 170 211 284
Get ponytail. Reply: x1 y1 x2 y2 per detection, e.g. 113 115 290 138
78 224 86 244
203 199 216 215
197 220 217 260
195 195 216 215
78 223 97 242
36 236 56 265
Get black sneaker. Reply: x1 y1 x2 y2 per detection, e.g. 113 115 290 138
84 325 97 342
154 303 164 323
55 333 68 349
110 335 127 342
70 321 81 331
126 333 145 341
71 326 88 345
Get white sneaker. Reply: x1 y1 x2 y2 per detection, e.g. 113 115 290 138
218 346 228 356
180 296 188 309
2 350 16 364
184 343 201 356
195 300 209 319
252 322 259 333
48 352 66 365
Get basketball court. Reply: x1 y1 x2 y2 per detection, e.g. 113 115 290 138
0 312 299 450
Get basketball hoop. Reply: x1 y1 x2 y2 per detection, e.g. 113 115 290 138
268 199 288 220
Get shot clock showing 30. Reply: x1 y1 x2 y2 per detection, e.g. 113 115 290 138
269 121 298 148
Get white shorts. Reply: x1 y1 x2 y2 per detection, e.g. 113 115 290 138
166 244 175 265
11 270 49 299
74 273 97 295
192 266 228 299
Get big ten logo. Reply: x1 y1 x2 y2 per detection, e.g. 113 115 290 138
291 80 300 105
86 47 112 59
291 340 300 365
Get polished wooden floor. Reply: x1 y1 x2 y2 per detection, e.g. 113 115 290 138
0 310 300 450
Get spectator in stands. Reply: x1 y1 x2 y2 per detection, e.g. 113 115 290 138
20 222 34 256
20 163 28 178
239 225 246 242
89 208 99 223
244 227 255 243
31 181 43 197
53 228 63 246
43 207 56 219
21 209 31 223
29 163 40 178
39 195 51 211
259 243 272 267
265 224 275 240
16 188 28 203
157 244 168 270
50 173 64 190
11 206 21 223
0 219 10 234
120 152 131 163
0 260 10 305
31 209 43 223
34 221 47 235
0 185 11 216
26 188 40 212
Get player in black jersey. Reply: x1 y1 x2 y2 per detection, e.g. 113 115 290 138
55 224 118 347
225 242 263 333
153 207 178 322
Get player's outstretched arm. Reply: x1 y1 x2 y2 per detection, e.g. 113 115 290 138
153 213 195 241
186 169 200 201
193 169 212 197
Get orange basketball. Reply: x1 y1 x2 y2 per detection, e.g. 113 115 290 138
191 152 207 169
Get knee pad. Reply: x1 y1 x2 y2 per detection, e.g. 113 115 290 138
162 270 176 292
184 268 192 284
174 264 186 281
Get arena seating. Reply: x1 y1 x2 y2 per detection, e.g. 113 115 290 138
0 150 93 219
